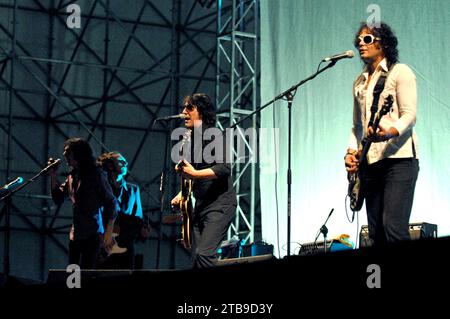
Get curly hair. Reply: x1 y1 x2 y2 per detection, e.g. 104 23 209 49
97 151 125 176
354 22 399 66
183 93 216 127
63 137 96 174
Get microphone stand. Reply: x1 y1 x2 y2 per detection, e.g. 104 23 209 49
230 60 338 257
313 208 334 254
152 119 172 269
1 164 53 284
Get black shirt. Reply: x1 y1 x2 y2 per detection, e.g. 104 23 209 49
187 125 237 214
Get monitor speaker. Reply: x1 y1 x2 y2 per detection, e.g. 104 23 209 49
359 222 438 247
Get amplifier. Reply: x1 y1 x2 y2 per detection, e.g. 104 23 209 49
240 242 274 257
359 222 438 247
299 240 332 256
299 239 352 256
409 222 438 240
218 240 274 259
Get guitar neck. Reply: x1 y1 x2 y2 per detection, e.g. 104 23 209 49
359 140 372 166
181 176 192 198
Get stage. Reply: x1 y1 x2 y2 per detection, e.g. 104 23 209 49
1 236 446 315
3 237 449 288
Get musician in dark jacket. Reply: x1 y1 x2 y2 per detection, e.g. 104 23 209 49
48 138 118 268
171 93 237 268
97 151 143 269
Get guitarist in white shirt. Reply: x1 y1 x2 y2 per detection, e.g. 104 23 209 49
344 22 419 246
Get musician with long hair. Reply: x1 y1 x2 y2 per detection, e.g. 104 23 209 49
47 138 118 268
171 93 237 268
345 22 419 246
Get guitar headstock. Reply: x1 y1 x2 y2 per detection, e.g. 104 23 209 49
379 94 394 117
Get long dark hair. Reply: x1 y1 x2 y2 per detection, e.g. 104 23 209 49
64 137 96 175
354 22 399 66
183 93 216 127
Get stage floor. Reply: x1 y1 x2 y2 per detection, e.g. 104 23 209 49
1 237 448 314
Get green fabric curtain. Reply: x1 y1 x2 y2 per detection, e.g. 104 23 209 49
260 0 450 257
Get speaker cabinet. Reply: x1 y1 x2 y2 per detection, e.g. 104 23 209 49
409 222 438 240
359 222 438 247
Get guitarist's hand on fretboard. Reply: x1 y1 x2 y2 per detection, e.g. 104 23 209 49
175 159 197 179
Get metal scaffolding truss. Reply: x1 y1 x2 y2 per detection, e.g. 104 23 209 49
0 0 221 280
216 0 259 244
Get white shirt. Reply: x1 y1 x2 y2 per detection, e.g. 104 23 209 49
348 58 419 165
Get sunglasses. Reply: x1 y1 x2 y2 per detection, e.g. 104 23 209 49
355 34 381 46
183 103 195 111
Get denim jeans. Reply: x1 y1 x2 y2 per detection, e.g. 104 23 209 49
364 158 419 246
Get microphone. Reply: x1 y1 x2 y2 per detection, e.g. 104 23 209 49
0 177 24 197
155 114 188 121
43 158 61 172
1 177 24 191
322 50 354 62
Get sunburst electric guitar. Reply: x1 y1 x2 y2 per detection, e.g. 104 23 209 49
348 95 394 212
164 131 194 249
178 164 193 249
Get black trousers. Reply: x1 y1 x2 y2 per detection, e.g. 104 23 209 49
364 158 419 246
192 205 236 268
69 234 101 269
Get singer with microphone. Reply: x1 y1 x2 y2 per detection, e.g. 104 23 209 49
344 22 419 246
170 93 237 268
47 138 118 269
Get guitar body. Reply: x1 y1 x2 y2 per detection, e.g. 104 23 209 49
347 95 393 212
348 165 366 212
107 232 128 256
103 215 143 256
179 177 193 249
175 130 194 249
97 232 127 266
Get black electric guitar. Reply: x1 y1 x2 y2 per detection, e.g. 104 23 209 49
348 95 394 212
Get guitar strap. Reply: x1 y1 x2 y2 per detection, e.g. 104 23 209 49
367 63 396 128
366 63 418 159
